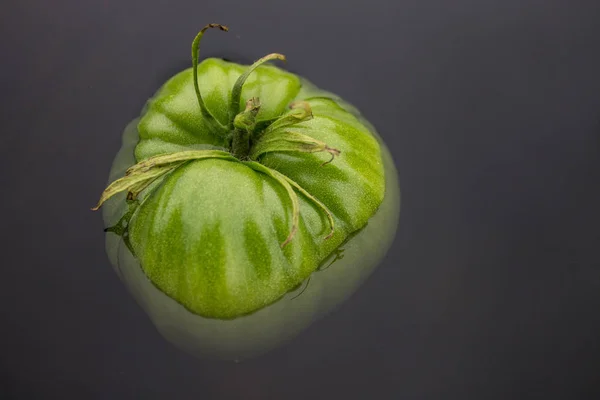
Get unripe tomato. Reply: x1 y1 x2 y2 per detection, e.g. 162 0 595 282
95 24 400 360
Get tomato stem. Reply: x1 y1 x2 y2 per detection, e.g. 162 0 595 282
231 97 261 159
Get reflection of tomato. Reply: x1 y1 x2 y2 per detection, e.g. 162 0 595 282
95 24 400 360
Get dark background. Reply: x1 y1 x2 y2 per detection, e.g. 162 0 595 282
2 0 599 398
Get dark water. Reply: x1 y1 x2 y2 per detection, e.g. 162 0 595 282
3 0 600 399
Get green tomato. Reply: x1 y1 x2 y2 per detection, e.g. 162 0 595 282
95 24 400 360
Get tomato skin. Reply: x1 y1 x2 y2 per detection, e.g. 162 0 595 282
100 60 400 360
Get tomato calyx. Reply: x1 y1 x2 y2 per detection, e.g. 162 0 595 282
190 24 340 164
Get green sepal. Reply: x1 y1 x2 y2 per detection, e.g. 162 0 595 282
191 23 229 135
93 150 237 210
249 130 340 165
229 53 286 125
104 198 140 255
258 101 313 135
244 161 335 245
